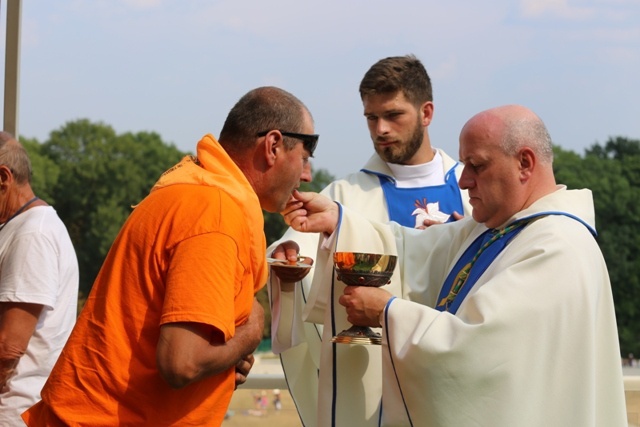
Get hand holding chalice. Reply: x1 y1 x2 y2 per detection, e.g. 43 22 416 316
333 252 397 345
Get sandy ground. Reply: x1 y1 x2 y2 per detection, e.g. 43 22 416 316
222 353 640 426
223 388 302 427
222 353 302 427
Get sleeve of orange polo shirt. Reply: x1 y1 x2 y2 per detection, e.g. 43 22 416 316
160 231 240 342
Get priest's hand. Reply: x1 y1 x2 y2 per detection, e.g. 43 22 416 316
418 211 465 229
339 286 393 328
282 190 339 234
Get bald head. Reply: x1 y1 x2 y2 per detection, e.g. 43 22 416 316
461 105 554 165
458 105 557 228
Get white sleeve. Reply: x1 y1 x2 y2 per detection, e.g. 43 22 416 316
267 229 322 353
0 232 59 308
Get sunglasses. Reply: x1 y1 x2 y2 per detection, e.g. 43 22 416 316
257 130 319 157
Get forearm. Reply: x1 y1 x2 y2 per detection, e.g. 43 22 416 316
157 324 261 388
0 354 20 388
205 329 261 375
0 303 43 388
157 300 264 388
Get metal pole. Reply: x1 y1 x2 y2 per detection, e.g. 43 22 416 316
3 0 22 136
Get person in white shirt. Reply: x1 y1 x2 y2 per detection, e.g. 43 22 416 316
0 132 79 425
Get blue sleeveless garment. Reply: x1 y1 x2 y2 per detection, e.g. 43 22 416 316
365 164 464 228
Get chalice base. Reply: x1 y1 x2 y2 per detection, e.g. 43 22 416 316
331 325 381 345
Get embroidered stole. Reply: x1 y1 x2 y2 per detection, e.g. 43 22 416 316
436 216 541 314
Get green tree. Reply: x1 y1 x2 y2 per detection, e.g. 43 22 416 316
586 138 640 357
39 119 187 295
21 136 60 204
554 138 640 356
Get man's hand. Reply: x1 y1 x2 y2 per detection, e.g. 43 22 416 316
282 190 339 234
231 301 264 388
234 354 255 389
338 286 393 328
418 211 464 229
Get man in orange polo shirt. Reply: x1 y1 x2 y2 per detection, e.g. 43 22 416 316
22 86 318 426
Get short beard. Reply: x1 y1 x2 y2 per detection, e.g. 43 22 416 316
376 115 424 164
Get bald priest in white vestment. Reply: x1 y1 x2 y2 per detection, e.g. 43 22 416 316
273 104 628 427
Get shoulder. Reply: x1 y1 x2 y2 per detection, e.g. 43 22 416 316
506 214 604 274
147 184 244 212
137 184 252 238
9 206 68 237
434 148 462 172
321 171 385 200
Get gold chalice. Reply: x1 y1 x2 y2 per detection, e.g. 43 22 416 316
332 252 398 345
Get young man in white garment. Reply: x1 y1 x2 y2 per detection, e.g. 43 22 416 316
267 55 471 427
279 104 627 427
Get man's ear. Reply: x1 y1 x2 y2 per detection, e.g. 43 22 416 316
518 147 535 182
262 131 282 167
420 101 435 127
0 165 12 187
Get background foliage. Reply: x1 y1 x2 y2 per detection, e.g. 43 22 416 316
22 120 640 356
553 138 640 357
24 119 187 296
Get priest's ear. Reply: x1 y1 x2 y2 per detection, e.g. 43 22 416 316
517 147 536 183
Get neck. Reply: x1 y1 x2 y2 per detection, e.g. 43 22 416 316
521 175 558 213
407 132 436 165
0 187 39 224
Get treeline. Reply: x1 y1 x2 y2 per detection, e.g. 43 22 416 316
22 119 640 355
553 137 640 357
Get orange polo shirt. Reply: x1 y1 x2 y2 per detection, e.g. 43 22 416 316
23 135 267 426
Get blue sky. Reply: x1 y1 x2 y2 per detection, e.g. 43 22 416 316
1 0 639 178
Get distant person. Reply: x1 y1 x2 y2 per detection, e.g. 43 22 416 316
259 390 269 412
22 86 318 426
268 54 471 426
0 132 79 426
280 105 627 426
273 388 282 411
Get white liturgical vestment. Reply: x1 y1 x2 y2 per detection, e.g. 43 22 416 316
322 186 627 427
268 150 471 427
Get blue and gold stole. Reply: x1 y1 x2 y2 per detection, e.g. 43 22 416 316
436 216 543 314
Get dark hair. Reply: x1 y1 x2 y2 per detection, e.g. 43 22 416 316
0 131 32 184
359 54 433 108
219 86 312 153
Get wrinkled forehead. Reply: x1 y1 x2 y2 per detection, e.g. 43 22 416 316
459 135 505 165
